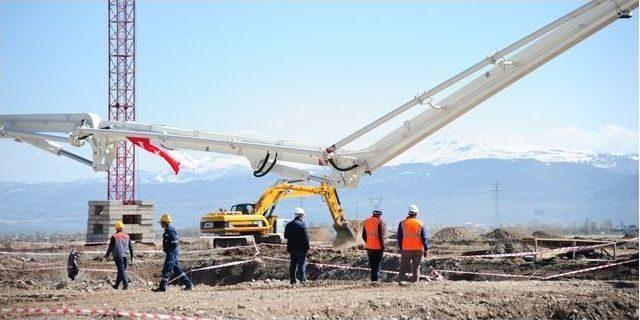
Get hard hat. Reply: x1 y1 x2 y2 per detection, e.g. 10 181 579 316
159 214 172 224
294 207 305 216
114 221 124 229
408 204 420 214
372 205 383 215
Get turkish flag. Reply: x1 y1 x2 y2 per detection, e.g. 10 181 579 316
127 137 180 175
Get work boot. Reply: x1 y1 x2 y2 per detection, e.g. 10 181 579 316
151 287 166 292
122 286 128 291
111 284 119 290
182 285 194 291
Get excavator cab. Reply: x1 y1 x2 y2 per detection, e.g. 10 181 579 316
230 203 256 215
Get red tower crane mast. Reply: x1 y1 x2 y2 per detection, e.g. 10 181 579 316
107 0 136 203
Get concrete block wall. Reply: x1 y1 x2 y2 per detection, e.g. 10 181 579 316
87 200 155 243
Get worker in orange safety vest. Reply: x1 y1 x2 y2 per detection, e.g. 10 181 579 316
396 205 429 283
361 206 386 281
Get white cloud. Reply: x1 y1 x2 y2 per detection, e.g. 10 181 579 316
542 125 638 154
455 125 638 155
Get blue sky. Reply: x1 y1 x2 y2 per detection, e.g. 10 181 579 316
0 1 638 182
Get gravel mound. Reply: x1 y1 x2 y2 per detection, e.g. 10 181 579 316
532 230 562 238
483 228 529 240
431 227 478 243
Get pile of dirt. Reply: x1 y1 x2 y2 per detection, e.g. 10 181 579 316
308 227 334 243
431 227 478 243
483 228 529 240
532 230 563 238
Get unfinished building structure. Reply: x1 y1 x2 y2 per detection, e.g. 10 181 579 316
86 200 154 243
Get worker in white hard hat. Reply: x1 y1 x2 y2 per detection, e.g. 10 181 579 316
397 204 430 283
284 207 310 285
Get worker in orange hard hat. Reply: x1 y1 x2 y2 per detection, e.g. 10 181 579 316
397 205 430 283
362 206 386 281
104 220 134 290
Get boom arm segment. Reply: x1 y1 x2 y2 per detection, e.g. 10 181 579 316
0 0 636 188
0 113 337 182
333 0 638 185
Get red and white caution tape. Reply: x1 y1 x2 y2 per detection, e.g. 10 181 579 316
0 306 210 320
261 256 435 280
465 237 638 259
0 243 257 258
259 243 334 250
0 266 67 272
0 266 130 274
263 255 638 281
436 269 542 279
167 258 260 284
542 258 639 280
0 251 74 256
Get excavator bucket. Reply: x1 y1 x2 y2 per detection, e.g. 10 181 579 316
333 220 363 248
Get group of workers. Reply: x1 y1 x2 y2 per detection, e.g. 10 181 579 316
100 204 428 290
282 204 429 285
103 213 194 292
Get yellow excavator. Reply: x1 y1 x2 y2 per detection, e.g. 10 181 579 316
200 181 360 247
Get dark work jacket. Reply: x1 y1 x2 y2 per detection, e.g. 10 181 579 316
162 225 180 254
67 249 80 280
284 217 310 253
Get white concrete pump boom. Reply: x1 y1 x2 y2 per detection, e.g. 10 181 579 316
0 0 636 188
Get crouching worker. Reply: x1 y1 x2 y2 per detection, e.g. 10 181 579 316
104 221 134 290
284 207 310 285
152 214 194 292
397 205 429 283
67 248 81 280
362 207 386 281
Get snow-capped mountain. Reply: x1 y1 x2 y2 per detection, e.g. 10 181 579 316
389 140 637 169
143 152 250 184
146 140 638 183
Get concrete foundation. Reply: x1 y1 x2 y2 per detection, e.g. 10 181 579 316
86 200 154 243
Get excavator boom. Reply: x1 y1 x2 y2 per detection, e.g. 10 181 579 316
200 181 359 246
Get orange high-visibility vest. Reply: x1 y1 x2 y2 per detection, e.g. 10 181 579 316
364 216 383 250
401 217 424 251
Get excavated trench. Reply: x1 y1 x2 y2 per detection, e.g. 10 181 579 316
1 240 637 290
179 246 639 286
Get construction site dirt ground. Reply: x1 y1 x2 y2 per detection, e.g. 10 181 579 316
0 231 638 319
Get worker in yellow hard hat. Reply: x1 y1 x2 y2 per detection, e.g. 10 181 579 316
104 220 134 290
152 214 194 292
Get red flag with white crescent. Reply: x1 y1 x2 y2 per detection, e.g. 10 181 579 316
127 137 180 175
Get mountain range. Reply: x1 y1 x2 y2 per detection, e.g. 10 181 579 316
1 141 637 233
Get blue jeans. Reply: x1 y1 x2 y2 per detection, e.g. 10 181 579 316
289 251 307 284
114 257 129 288
159 251 194 289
